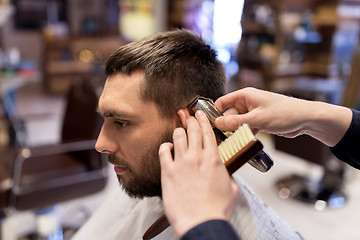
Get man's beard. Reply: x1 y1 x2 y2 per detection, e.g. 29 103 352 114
108 128 173 199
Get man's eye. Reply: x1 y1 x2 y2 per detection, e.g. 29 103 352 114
115 121 129 127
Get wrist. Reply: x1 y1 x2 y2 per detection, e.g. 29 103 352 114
303 101 352 147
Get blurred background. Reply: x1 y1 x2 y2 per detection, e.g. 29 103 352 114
0 0 360 239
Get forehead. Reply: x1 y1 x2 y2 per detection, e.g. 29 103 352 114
101 72 143 105
98 72 161 120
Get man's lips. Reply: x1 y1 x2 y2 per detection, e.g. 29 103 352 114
114 165 128 175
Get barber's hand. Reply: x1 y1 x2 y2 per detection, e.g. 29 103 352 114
214 87 311 138
159 110 240 238
214 87 352 146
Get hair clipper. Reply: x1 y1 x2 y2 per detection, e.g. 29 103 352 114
187 96 273 172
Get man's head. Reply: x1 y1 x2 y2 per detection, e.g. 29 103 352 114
96 30 226 199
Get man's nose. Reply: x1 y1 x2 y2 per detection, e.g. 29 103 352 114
95 124 118 154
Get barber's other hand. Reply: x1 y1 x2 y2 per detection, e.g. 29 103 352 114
214 87 352 146
214 87 314 137
159 110 240 238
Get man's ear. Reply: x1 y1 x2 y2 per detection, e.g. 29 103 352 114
173 114 183 129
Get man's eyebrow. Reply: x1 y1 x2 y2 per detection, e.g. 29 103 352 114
96 107 134 119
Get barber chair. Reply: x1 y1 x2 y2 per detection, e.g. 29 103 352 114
0 79 107 238
274 134 347 210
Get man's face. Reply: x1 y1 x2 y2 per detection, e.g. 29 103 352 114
96 72 175 198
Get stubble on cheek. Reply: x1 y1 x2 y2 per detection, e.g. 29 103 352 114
108 146 162 198
110 127 173 199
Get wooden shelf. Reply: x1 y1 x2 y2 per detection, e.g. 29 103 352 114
276 62 328 78
42 36 125 94
241 22 272 35
45 61 93 75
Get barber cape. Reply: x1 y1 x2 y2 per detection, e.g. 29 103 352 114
71 173 303 240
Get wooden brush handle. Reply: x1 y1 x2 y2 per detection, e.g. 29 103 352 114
226 140 263 175
143 215 170 240
142 140 263 240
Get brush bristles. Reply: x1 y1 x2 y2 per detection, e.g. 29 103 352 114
218 124 255 163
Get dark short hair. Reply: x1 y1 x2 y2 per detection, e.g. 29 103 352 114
105 29 226 118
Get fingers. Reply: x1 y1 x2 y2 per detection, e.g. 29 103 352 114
172 116 209 164
215 114 246 131
178 109 217 149
215 90 246 113
215 87 263 114
222 107 241 116
173 127 188 159
195 111 218 151
186 116 203 152
159 142 174 173
215 114 260 135
178 109 191 128
175 108 222 165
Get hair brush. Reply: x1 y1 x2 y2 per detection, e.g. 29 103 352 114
142 96 273 240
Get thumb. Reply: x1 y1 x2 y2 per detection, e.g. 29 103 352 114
215 114 250 131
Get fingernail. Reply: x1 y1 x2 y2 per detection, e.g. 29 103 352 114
195 110 206 119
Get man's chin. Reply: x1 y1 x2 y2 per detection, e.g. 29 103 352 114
117 175 162 199
121 185 162 199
